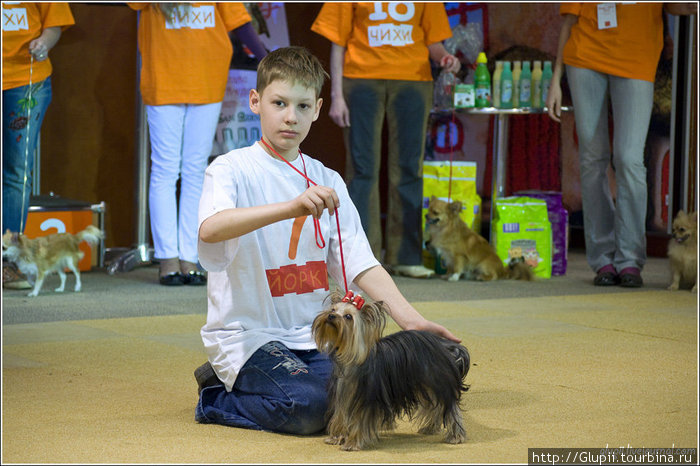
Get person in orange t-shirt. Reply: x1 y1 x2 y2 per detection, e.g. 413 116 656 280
128 3 267 286
2 3 74 290
311 3 459 279
546 2 696 288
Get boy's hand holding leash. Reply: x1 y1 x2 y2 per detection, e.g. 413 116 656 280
291 185 339 219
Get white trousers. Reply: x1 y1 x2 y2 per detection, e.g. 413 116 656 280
146 102 221 262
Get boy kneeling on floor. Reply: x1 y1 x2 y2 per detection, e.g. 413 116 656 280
193 46 460 434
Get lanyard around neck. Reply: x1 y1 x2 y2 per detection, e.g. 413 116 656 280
259 138 349 293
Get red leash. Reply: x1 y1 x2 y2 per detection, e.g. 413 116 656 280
448 109 457 203
259 138 349 293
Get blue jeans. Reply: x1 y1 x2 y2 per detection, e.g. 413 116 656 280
2 77 52 233
566 66 653 273
195 341 332 434
342 78 433 265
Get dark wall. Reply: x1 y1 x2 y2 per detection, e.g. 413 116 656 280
285 3 346 176
41 3 138 248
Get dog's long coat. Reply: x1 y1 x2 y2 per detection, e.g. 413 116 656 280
312 290 470 450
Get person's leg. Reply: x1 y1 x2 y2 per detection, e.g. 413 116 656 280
343 78 386 260
609 76 654 276
2 77 52 233
195 342 332 435
566 65 616 274
146 104 185 267
384 80 433 267
179 102 221 266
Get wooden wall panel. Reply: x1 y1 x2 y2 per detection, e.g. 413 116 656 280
40 3 138 248
284 3 346 176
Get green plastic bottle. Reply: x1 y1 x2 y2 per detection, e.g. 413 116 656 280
512 61 521 106
499 61 513 109
541 61 553 108
474 52 491 108
518 61 532 108
532 60 542 109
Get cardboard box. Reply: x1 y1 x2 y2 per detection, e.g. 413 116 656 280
454 83 475 108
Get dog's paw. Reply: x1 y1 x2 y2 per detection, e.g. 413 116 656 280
27 291 38 298
340 442 362 451
54 287 65 293
667 283 679 291
447 273 461 282
444 432 466 444
324 436 343 445
418 424 441 435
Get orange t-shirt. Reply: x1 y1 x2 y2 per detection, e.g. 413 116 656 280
311 2 452 81
561 2 663 82
128 3 251 105
2 3 74 91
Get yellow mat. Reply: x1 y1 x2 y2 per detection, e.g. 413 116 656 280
2 291 697 463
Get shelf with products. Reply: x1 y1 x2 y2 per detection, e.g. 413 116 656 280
431 106 573 226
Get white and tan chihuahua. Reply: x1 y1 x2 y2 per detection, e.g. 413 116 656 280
2 226 103 297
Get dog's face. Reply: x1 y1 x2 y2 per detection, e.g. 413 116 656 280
671 211 697 246
312 290 386 367
2 230 22 262
2 229 17 249
425 196 462 230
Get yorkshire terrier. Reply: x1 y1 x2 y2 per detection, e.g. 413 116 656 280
312 290 470 451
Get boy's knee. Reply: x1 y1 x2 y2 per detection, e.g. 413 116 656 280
280 383 329 435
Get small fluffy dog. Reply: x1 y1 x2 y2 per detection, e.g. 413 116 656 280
312 290 470 451
425 196 533 281
2 225 104 297
667 210 697 292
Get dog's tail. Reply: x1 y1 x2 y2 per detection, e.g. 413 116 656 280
505 258 534 281
75 225 104 246
453 344 470 382
440 339 471 389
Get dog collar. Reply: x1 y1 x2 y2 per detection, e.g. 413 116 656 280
341 291 365 309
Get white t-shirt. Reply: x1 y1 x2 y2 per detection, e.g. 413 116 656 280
198 142 379 391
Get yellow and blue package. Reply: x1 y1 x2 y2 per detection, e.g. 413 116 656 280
422 161 481 271
422 161 481 232
491 196 552 279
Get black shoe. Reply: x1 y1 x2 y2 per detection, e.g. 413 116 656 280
619 268 643 288
194 361 222 394
159 272 185 286
183 270 207 286
593 271 619 286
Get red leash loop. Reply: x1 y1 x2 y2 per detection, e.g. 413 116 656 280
259 138 349 293
298 153 326 249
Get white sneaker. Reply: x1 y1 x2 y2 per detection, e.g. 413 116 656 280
391 264 435 278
